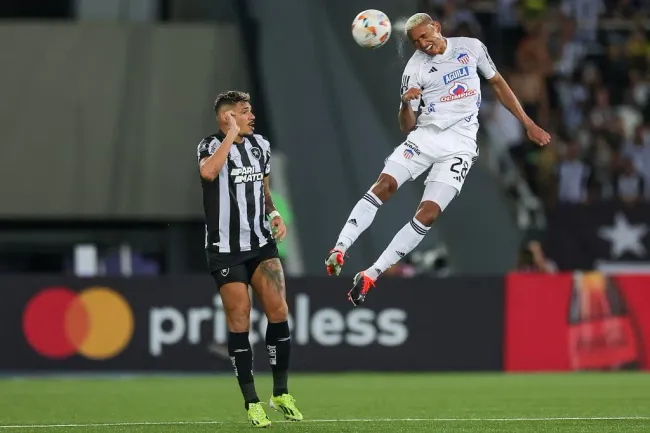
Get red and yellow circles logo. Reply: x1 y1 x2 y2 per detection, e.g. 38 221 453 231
22 287 134 360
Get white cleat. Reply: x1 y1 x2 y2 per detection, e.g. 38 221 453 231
325 249 345 276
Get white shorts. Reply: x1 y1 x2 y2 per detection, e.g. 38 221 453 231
383 124 478 193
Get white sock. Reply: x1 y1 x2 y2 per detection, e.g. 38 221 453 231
334 191 383 253
365 218 430 280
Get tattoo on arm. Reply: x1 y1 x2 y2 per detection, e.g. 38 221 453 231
259 258 285 296
264 178 277 216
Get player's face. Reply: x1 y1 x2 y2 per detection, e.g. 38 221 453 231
233 101 256 135
409 22 444 56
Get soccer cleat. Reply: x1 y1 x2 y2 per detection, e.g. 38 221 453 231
247 402 272 428
348 272 375 306
269 394 304 421
325 249 345 276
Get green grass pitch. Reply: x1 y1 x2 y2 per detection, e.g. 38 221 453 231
1 373 649 432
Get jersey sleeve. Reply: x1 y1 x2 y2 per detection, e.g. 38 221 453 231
264 144 271 177
197 138 218 164
400 61 422 111
476 40 498 80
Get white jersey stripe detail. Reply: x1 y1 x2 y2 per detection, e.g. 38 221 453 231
217 162 231 251
229 145 252 250
245 141 267 247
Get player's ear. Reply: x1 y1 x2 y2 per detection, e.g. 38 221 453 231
432 21 441 33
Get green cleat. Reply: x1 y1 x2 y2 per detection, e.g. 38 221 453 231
247 402 271 428
269 394 304 421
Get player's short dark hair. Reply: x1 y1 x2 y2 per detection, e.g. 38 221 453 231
214 91 251 114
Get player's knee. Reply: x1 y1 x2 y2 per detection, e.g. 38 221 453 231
371 175 399 202
415 201 442 227
226 309 251 333
265 300 289 323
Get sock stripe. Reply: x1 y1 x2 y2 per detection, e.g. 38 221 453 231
363 193 381 208
410 219 429 236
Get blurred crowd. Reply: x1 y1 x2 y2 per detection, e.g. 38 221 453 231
420 0 650 209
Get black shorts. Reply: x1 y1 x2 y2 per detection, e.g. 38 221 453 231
206 242 279 289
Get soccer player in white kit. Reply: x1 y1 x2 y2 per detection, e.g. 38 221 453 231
325 13 551 306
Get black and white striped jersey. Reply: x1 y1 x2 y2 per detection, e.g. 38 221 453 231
197 130 273 253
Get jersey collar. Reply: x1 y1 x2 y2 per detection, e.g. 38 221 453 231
216 129 248 146
436 37 453 60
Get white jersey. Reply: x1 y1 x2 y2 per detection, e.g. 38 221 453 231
400 37 497 141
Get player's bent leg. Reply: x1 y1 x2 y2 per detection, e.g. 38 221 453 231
348 182 459 306
250 258 304 422
218 280 270 427
326 162 413 276
370 171 402 202
414 180 458 225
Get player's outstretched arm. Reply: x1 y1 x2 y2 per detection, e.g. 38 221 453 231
487 73 551 147
199 112 239 181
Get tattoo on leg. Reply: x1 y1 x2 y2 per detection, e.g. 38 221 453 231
258 259 286 296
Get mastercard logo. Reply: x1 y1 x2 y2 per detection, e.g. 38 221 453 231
22 287 134 360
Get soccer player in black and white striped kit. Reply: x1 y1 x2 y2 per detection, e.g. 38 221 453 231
197 91 303 427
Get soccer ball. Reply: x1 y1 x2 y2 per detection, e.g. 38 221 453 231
351 9 392 49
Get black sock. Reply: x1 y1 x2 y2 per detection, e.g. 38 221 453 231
266 321 291 396
228 331 259 409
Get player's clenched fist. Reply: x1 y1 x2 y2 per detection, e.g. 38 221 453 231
401 88 421 103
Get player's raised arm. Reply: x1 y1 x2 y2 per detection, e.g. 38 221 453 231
199 111 239 181
474 39 550 147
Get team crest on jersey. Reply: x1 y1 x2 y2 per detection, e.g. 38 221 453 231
220 268 229 277
250 147 262 160
457 53 470 64
403 141 420 159
440 82 477 102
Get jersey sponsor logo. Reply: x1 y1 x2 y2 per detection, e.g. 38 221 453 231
425 102 436 114
457 53 470 64
231 166 264 183
440 82 477 102
442 66 470 84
